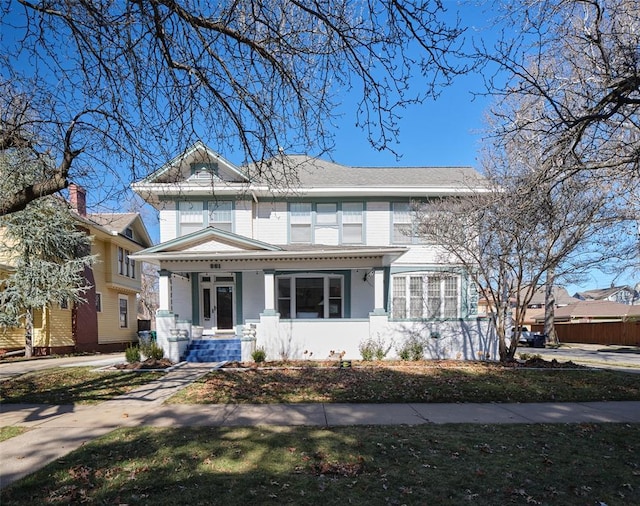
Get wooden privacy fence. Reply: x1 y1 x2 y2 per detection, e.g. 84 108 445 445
532 321 640 346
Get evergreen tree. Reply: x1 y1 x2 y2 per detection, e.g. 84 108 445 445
0 194 94 357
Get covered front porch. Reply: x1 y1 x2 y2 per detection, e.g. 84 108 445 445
133 228 497 363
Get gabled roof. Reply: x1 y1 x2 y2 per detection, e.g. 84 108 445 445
574 286 637 301
132 143 489 207
136 226 283 255
534 300 640 322
75 212 153 248
140 141 249 184
526 286 578 306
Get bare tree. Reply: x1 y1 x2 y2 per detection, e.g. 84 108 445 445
1 0 472 215
416 128 628 361
481 0 640 200
474 0 640 342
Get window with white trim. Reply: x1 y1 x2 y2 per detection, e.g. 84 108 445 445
316 203 337 226
392 201 428 244
290 203 312 243
276 275 343 319
341 202 364 244
209 201 233 232
391 274 460 319
179 201 204 235
392 202 413 244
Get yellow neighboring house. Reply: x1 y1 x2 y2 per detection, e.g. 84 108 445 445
0 185 153 355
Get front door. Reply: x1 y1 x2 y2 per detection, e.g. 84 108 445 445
215 285 234 329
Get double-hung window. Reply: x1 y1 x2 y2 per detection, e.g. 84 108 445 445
118 247 135 279
392 274 460 319
342 202 364 244
179 201 204 235
119 296 128 328
290 203 312 243
392 202 413 244
209 201 233 232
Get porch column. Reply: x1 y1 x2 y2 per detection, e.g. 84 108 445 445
263 269 276 315
158 269 172 311
373 268 386 314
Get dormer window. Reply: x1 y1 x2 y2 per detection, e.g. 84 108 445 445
189 162 219 179
124 227 133 239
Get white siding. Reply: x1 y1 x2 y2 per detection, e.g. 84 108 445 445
351 269 375 318
365 201 390 246
171 274 192 322
159 203 178 242
186 241 244 252
393 245 460 265
256 201 287 244
314 226 339 245
242 271 265 320
234 200 254 237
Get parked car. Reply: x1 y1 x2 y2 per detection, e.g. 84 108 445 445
511 326 534 346
511 326 546 348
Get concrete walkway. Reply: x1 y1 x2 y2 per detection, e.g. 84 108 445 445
2 361 640 489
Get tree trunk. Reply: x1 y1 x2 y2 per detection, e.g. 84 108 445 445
544 271 559 346
24 308 34 358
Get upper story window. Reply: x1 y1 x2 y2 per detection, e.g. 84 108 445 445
179 201 204 235
392 273 459 319
290 203 312 243
316 203 337 226
289 202 364 245
124 227 133 239
392 201 426 244
209 201 233 232
392 202 413 244
118 247 136 279
341 202 364 244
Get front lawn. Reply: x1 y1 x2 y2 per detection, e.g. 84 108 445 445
170 361 640 404
2 423 638 505
0 367 164 405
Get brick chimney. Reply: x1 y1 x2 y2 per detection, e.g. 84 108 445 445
69 183 87 216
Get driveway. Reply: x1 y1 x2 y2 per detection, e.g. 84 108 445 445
0 353 125 381
520 343 640 372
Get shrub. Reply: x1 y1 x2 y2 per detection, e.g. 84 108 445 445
396 337 425 361
125 345 140 363
139 338 164 360
252 347 267 363
146 342 165 360
359 336 392 361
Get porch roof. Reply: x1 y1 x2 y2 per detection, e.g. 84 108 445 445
133 244 408 265
131 226 408 269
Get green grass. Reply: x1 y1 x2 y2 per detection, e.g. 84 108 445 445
0 367 164 405
169 362 640 404
0 426 27 442
2 423 639 505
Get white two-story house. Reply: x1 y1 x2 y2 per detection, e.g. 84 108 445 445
132 142 496 362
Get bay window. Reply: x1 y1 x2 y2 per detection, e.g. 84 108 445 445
392 273 460 319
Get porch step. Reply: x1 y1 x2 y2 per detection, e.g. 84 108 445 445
184 338 241 363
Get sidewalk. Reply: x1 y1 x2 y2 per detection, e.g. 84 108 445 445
2 362 640 489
